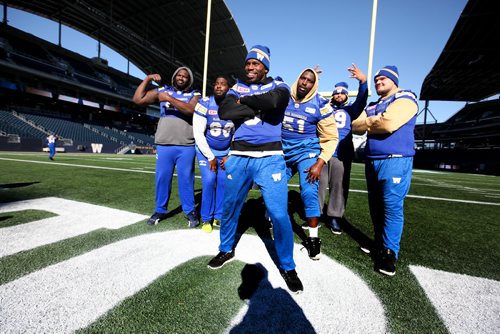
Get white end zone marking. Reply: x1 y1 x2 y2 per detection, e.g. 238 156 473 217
0 230 386 333
410 265 500 334
0 197 148 257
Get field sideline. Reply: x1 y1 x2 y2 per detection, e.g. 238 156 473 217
1 151 499 333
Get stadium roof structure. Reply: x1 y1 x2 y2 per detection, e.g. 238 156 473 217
420 0 500 102
4 0 247 89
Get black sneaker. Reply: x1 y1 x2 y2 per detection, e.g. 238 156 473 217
207 251 235 269
328 218 342 235
302 237 321 260
281 269 303 294
378 248 396 276
186 211 199 228
147 212 168 225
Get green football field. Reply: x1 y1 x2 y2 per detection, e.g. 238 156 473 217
1 151 499 333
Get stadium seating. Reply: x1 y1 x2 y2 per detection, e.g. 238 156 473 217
0 110 47 139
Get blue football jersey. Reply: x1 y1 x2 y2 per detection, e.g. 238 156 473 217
282 94 333 141
194 96 234 151
228 79 290 146
158 85 201 123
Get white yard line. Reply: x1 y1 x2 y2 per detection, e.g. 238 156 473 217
0 227 386 333
2 157 499 206
410 265 500 334
0 197 147 257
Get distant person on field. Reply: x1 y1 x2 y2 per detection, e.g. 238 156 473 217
352 65 418 276
318 64 368 234
47 134 57 160
193 75 234 233
133 67 201 227
282 67 338 260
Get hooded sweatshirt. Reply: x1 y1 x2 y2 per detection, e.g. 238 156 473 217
283 68 339 163
155 66 201 145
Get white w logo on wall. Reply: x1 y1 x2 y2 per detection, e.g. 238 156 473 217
91 143 103 153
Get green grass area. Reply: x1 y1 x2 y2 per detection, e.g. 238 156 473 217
0 209 56 228
1 151 499 333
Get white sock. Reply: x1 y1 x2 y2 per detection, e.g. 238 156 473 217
309 226 318 238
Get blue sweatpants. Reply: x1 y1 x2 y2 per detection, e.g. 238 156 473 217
155 145 196 215
196 150 226 222
286 154 321 218
48 143 56 159
365 157 413 258
219 155 296 271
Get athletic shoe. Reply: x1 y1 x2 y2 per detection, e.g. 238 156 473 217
147 212 168 226
378 248 396 276
328 218 342 235
186 211 199 228
301 222 321 230
213 219 221 227
207 251 235 269
302 237 321 260
201 221 213 233
280 269 303 294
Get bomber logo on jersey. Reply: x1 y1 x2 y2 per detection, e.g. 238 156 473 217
235 85 250 93
305 107 316 114
250 85 259 91
195 104 208 115
320 104 333 115
208 110 218 115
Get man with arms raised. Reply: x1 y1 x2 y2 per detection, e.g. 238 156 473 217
318 64 368 234
133 67 201 227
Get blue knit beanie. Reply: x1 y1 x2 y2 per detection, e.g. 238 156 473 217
333 82 349 95
374 65 399 86
245 45 271 70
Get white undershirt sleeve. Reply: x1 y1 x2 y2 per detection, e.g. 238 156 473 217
193 113 215 161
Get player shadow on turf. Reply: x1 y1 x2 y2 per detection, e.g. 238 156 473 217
232 192 312 270
336 216 375 255
287 190 309 242
233 198 281 268
0 182 40 189
230 263 315 334
153 190 203 225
